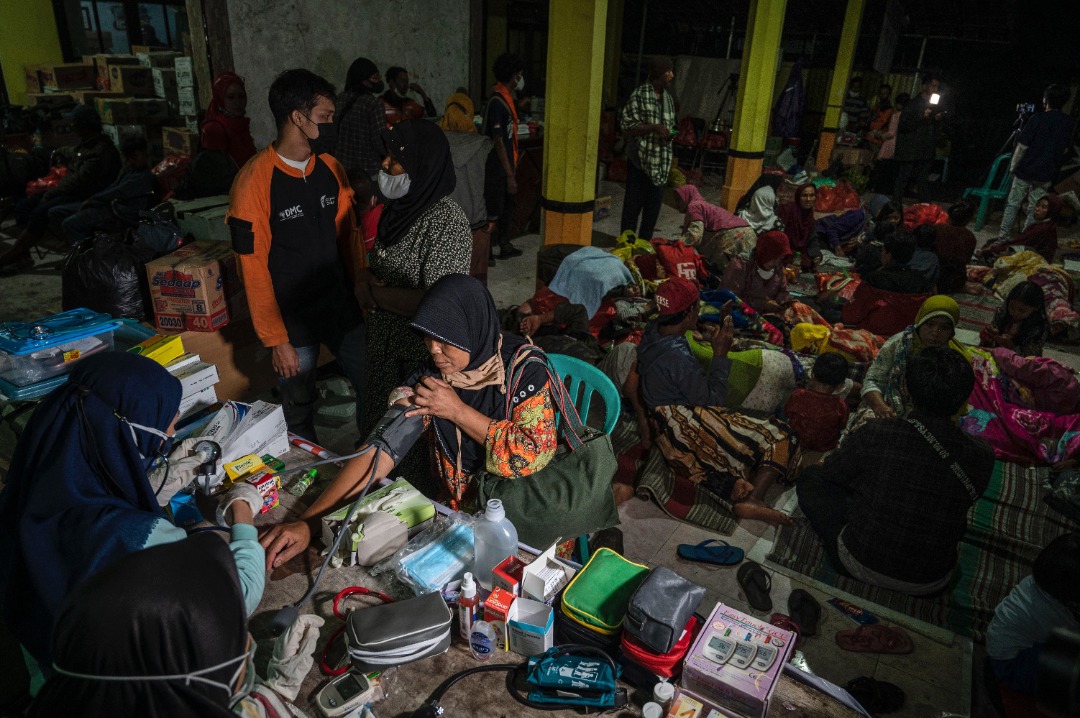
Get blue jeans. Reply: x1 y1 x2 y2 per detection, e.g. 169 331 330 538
277 319 366 443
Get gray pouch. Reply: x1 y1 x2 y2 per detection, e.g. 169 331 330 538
346 590 453 671
355 511 409 567
623 567 705 654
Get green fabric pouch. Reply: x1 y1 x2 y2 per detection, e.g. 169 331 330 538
475 347 619 549
560 547 650 635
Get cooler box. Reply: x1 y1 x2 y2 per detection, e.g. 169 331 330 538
0 309 121 388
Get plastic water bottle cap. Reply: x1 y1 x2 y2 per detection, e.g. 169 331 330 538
653 680 675 704
484 499 505 522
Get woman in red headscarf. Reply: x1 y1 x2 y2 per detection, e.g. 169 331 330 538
200 71 257 169
775 183 817 270
721 229 831 341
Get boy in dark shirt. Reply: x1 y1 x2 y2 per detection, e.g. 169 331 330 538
784 352 850 452
865 232 933 294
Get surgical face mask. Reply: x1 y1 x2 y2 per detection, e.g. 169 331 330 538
756 266 776 280
515 75 525 92
116 412 174 469
301 114 337 156
52 635 257 707
379 169 411 199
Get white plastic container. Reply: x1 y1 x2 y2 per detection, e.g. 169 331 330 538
469 619 496 661
473 499 519 590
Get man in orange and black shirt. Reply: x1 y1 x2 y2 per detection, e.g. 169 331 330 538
227 69 365 443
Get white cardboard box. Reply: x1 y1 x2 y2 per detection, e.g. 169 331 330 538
178 384 217 419
197 400 289 488
507 597 554 657
171 361 219 397
522 541 577 604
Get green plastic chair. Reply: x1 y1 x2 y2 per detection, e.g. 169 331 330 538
546 353 622 563
962 153 1013 231
547 353 621 435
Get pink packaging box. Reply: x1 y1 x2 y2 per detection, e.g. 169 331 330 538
681 602 795 718
246 470 279 514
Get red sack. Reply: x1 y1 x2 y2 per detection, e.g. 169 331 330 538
25 165 68 197
151 154 191 200
620 615 700 679
673 116 698 147
902 203 950 232
815 186 839 212
650 238 708 286
841 283 929 337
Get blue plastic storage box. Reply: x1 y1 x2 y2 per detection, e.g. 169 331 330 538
0 309 122 388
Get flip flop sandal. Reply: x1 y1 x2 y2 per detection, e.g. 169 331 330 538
845 676 905 714
787 588 822 637
835 624 914 655
736 561 772 612
768 612 801 645
676 539 745 566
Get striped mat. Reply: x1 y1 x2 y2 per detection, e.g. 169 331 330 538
616 417 739 537
763 461 1077 640
953 292 1000 333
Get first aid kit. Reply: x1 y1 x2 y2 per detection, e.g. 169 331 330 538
0 309 120 388
560 548 649 635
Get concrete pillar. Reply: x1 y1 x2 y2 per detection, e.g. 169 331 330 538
815 0 865 171
720 0 787 211
541 0 607 246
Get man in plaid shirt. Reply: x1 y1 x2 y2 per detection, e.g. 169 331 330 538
619 57 675 240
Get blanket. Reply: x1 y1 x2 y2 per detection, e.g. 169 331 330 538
765 461 1077 641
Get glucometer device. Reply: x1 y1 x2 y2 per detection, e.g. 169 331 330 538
316 671 377 718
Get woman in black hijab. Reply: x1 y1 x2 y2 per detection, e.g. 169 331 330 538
354 120 474 491
261 275 557 570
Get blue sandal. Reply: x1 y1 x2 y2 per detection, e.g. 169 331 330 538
677 539 745 566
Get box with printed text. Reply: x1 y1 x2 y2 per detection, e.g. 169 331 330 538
145 240 246 333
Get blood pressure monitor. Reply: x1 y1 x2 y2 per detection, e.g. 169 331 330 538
316 671 376 718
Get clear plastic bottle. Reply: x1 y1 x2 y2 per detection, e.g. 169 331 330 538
458 572 479 640
472 499 518 590
469 619 496 661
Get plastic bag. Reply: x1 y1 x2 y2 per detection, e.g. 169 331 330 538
25 165 67 197
61 234 154 320
377 512 475 596
151 154 191 199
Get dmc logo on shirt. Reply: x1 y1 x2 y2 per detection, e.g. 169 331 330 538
278 205 304 221
320 194 336 208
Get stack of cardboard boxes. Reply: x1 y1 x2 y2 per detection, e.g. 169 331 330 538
23 48 199 163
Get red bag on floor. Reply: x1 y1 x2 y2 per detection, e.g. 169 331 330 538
902 203 950 231
25 165 68 196
650 238 708 285
841 283 929 337
619 615 700 679
151 154 191 200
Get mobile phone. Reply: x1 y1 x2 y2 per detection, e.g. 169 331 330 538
929 93 940 105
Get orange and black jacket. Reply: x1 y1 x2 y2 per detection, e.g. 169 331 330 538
227 146 358 348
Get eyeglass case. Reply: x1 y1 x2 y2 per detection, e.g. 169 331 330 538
345 590 452 671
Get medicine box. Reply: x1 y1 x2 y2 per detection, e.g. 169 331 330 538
664 686 735 718
507 597 555 657
493 555 525 595
522 541 577 604
484 588 516 652
197 400 290 489
0 309 120 387
320 478 436 547
178 384 218 419
681 603 795 718
127 334 185 366
145 240 245 332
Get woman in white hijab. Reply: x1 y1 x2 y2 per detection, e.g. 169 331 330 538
735 173 785 235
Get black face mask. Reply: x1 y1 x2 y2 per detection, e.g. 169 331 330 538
302 115 338 156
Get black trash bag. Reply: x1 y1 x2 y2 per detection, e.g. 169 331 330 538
62 233 155 320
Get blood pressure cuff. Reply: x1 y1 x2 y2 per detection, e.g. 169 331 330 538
366 403 425 466
526 645 625 708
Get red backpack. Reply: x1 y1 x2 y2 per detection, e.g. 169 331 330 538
650 238 709 286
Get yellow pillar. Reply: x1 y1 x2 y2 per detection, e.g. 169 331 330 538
542 0 607 246
815 0 866 171
602 0 624 110
720 0 787 211
0 0 63 106
485 0 508 91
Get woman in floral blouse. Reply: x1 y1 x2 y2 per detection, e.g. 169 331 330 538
260 274 557 570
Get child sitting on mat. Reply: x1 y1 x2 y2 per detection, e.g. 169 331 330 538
783 352 851 452
986 533 1080 698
